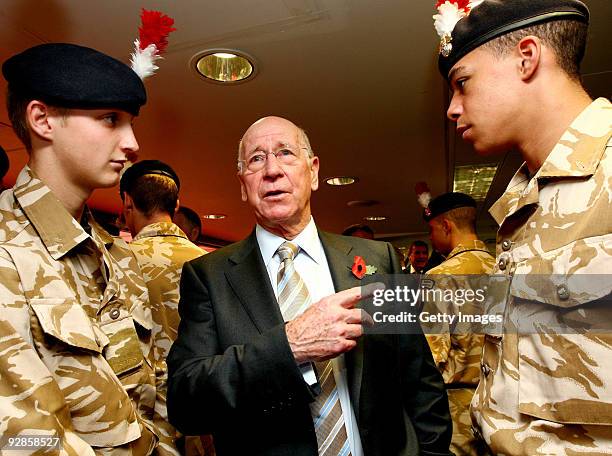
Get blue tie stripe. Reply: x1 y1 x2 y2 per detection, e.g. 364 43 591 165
314 389 339 428
339 440 351 456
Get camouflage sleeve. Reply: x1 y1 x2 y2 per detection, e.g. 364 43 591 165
421 276 452 371
153 383 181 456
0 251 95 455
425 333 451 369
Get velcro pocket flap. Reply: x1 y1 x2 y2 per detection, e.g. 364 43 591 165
30 298 103 353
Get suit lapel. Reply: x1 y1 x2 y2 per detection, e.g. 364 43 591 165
225 231 284 334
318 231 365 421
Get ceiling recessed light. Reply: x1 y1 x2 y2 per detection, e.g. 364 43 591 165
192 49 256 84
202 214 226 220
325 176 358 186
364 216 387 221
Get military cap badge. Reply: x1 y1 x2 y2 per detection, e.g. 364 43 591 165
433 0 482 57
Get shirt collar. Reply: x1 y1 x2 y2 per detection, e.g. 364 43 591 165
13 165 102 260
537 97 611 179
134 221 188 241
256 217 324 267
489 98 611 225
445 239 490 261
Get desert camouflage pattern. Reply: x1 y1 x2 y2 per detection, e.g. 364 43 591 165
129 222 204 455
471 98 612 454
0 166 159 455
423 240 495 456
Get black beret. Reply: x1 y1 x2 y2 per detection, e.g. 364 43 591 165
0 145 9 180
2 43 146 116
424 192 476 222
120 160 180 195
438 0 589 78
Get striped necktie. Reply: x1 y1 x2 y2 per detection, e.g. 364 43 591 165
276 241 351 456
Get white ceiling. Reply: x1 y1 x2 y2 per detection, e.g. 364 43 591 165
1 0 610 243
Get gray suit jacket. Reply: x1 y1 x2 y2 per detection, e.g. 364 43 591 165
167 230 451 455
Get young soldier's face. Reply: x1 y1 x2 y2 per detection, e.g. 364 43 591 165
50 109 138 190
446 47 521 155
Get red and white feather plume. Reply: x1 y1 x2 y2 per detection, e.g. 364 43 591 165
433 0 482 56
415 182 432 209
130 9 176 80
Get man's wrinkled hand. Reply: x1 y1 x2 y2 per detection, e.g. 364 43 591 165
285 283 381 364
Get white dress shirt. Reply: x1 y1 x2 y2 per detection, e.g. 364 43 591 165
256 217 364 456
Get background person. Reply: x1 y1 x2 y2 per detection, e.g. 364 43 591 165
0 145 9 191
406 240 429 274
174 205 202 243
120 160 207 455
341 223 375 240
421 192 495 456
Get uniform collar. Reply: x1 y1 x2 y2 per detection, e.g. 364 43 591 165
12 166 111 260
133 221 188 241
490 98 612 225
445 239 490 261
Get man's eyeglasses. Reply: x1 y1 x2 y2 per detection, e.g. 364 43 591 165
238 145 309 174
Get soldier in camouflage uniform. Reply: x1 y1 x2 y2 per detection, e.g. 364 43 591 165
0 44 160 454
434 0 612 453
173 206 203 244
421 193 495 456
120 160 207 455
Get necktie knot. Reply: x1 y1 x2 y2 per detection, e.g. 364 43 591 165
277 241 299 262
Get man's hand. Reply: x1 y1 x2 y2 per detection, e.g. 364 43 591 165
285 283 380 364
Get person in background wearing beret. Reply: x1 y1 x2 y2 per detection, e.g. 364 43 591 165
0 44 160 454
120 160 210 455
420 192 495 456
174 206 203 244
433 0 612 453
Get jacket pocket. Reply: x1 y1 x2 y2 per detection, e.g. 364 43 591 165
511 234 612 425
510 234 611 308
30 298 107 352
517 332 612 424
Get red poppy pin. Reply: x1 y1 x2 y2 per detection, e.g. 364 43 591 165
351 255 377 279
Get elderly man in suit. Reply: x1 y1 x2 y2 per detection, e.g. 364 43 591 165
167 116 451 456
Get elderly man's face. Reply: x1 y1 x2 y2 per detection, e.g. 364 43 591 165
238 117 319 232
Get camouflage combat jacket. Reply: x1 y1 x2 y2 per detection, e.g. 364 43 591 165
471 98 612 454
129 222 204 455
0 166 158 455
424 239 495 385
423 240 494 456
